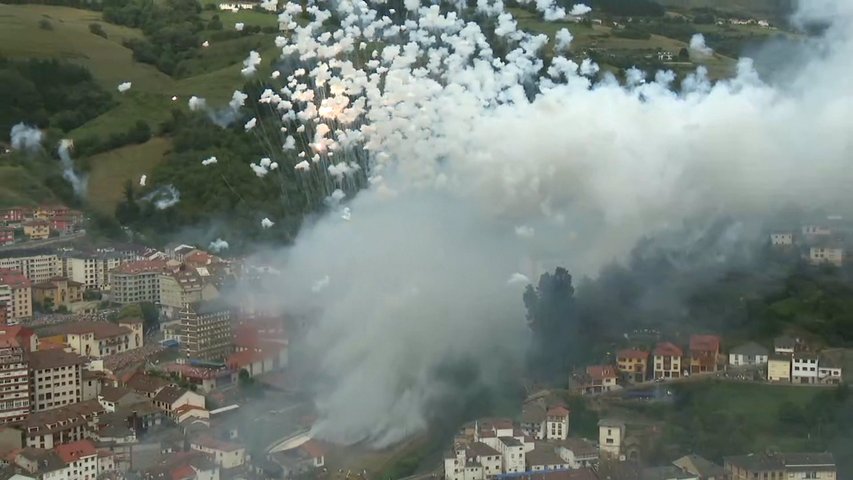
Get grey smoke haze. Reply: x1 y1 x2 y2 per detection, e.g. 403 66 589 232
57 140 88 197
9 123 43 151
239 0 853 447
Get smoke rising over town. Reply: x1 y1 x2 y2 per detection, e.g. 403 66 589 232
245 0 853 447
236 0 853 447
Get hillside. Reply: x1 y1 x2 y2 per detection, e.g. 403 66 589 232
0 0 800 243
0 2 275 211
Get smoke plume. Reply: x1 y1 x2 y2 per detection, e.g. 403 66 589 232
57 139 87 197
9 123 43 151
230 0 853 448
689 33 714 56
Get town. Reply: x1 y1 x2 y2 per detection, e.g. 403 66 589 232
0 203 325 480
0 203 849 480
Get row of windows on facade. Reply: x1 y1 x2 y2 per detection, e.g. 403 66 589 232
37 389 80 400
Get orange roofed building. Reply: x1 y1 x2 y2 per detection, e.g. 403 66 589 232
689 334 722 374
653 342 683 379
616 349 649 382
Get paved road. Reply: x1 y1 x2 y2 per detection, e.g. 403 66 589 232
0 230 85 252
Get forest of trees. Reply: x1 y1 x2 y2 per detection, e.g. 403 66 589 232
102 0 204 75
112 107 317 249
0 58 114 139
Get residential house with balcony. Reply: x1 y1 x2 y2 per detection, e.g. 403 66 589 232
616 349 649 382
653 342 683 379
689 335 721 374
792 352 819 384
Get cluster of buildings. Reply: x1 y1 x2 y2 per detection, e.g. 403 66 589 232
570 331 845 395
770 221 853 268
0 205 85 245
0 241 239 324
571 335 723 394
0 302 293 478
445 390 837 480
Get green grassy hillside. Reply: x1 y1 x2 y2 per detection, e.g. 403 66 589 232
0 3 276 210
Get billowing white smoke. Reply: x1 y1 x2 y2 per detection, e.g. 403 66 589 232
689 33 714 56
555 28 573 52
234 0 853 448
57 140 87 197
9 123 43 151
568 3 591 16
188 96 207 111
241 50 262 77
143 185 181 209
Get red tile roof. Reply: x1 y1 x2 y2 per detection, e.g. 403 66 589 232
170 463 196 480
547 405 570 417
299 439 326 459
586 365 618 381
689 334 721 353
227 349 275 368
0 269 31 289
54 321 131 339
56 439 97 464
617 349 649 360
653 342 683 357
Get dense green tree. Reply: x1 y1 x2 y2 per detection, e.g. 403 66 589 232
524 267 578 382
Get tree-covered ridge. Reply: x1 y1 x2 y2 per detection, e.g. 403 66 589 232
102 0 203 75
0 58 115 138
114 110 320 249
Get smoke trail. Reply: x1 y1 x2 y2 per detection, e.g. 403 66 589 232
9 123 43 151
57 139 87 197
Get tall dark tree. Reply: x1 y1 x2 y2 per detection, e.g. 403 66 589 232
523 267 578 383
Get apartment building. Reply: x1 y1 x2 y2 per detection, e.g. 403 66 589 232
109 259 169 305
0 249 63 283
0 268 32 323
28 350 85 412
180 301 233 361
160 269 220 319
725 452 835 480
63 250 126 291
51 320 143 358
0 337 31 423
17 399 104 448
